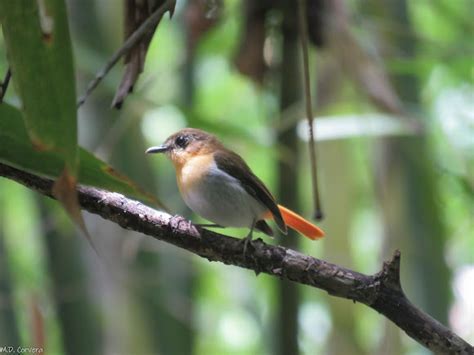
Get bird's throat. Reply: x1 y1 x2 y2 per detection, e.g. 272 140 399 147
176 153 215 197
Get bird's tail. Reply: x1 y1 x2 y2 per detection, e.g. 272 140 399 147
265 205 325 240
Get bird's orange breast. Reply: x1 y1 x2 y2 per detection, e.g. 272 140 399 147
175 153 215 197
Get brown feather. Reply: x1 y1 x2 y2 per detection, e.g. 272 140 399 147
255 220 274 236
214 149 287 234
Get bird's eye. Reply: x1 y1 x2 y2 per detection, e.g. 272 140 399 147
175 135 188 148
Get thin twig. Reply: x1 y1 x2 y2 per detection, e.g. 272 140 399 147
0 162 472 354
0 67 12 103
297 0 323 220
77 0 175 107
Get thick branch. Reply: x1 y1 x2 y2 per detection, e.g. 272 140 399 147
0 163 471 354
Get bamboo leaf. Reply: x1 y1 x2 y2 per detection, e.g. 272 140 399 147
0 0 78 172
0 0 89 242
0 103 161 207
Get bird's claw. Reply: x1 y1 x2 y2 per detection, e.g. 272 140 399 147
240 236 254 259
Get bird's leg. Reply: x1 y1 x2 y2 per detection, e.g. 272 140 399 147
194 223 225 228
242 219 256 257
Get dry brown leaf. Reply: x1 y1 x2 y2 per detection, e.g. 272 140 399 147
306 0 329 48
112 0 176 108
52 167 99 255
184 0 220 53
234 1 272 83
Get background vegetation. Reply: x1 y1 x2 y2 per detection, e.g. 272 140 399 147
0 0 472 354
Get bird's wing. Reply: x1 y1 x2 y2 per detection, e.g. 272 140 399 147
214 149 287 234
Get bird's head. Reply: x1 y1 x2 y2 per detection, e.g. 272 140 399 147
146 128 222 168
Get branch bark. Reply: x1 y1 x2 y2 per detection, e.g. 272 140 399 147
0 162 472 354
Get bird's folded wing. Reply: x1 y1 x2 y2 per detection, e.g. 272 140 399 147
214 149 287 234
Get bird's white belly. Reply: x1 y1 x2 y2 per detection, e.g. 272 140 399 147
180 164 266 228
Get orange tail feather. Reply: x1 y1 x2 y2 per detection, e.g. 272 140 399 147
265 205 325 240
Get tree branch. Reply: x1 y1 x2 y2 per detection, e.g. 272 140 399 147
0 162 471 354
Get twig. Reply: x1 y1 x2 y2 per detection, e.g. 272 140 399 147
297 0 323 220
0 67 12 103
0 162 472 354
76 0 175 107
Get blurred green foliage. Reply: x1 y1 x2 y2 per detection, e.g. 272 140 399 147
0 0 472 354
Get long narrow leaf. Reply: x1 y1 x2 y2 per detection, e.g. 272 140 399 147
0 0 78 171
0 104 162 207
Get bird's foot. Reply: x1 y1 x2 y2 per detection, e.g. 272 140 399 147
240 232 255 258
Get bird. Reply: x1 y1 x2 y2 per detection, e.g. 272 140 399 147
146 128 324 251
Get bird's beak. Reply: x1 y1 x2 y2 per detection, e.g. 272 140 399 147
146 144 170 154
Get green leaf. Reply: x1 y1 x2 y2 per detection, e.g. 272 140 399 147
0 0 78 173
0 103 161 207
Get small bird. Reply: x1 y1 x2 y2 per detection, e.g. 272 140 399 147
146 128 324 249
